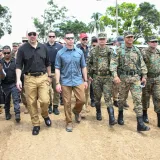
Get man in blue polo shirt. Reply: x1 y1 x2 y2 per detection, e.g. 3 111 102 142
45 31 63 115
55 31 88 132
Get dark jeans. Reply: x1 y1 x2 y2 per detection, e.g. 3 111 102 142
90 82 95 103
2 83 20 114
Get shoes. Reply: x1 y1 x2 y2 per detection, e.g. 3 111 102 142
143 110 149 123
113 100 119 107
107 106 117 125
66 123 73 132
118 111 124 125
137 116 150 131
96 112 102 121
60 100 64 105
32 126 40 135
53 105 60 115
48 104 53 114
72 109 81 123
91 102 95 107
43 117 52 127
0 107 3 114
5 113 12 120
15 114 21 123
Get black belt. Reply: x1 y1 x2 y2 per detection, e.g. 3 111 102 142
25 72 45 77
119 70 139 76
147 72 160 78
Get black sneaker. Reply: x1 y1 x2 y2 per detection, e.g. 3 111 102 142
32 126 40 135
53 105 60 115
43 117 52 127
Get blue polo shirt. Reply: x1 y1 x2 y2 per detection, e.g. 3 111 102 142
55 46 86 86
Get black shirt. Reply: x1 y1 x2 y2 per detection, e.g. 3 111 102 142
16 42 51 73
1 57 16 84
45 42 63 73
76 44 89 62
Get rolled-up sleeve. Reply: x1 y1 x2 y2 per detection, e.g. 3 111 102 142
55 52 61 69
80 53 87 68
16 48 24 70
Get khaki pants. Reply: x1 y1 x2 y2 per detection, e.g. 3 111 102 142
24 74 49 126
62 83 85 124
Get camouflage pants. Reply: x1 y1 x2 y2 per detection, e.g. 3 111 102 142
142 77 160 113
112 83 119 101
92 75 113 108
118 76 142 117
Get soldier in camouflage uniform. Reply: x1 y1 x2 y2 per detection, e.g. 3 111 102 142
88 33 117 125
110 31 150 131
141 36 160 127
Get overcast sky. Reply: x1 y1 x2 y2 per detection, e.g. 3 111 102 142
0 0 160 46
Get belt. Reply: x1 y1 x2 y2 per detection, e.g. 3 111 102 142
25 72 45 77
147 72 160 78
93 71 111 76
119 70 138 76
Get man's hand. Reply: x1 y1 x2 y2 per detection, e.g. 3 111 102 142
113 76 121 84
84 82 88 89
89 77 93 82
141 77 146 85
56 84 62 93
16 80 22 91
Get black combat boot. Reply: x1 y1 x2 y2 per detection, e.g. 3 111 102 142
137 116 150 131
95 102 102 121
48 104 53 114
113 100 119 107
118 111 124 125
15 113 21 123
143 110 149 123
107 106 117 125
53 105 60 115
157 113 160 127
5 113 12 120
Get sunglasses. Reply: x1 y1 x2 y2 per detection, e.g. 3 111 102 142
126 36 134 39
66 37 74 40
28 32 36 36
150 41 158 43
82 38 88 41
4 52 11 55
49 36 55 38
92 45 96 47
13 45 18 47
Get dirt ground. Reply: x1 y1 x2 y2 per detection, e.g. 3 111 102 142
0 93 160 160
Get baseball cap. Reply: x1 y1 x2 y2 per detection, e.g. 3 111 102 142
98 33 107 39
124 31 134 38
79 33 88 39
27 27 37 34
12 42 19 47
148 36 158 42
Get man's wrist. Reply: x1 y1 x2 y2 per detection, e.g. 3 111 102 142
56 82 60 85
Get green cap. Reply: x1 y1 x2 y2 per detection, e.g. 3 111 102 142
124 31 134 38
12 42 19 47
98 33 107 39
148 36 158 42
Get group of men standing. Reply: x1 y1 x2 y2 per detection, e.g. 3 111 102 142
0 28 160 135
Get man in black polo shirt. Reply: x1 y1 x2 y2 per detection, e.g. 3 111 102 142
45 31 63 115
0 46 21 122
16 29 52 135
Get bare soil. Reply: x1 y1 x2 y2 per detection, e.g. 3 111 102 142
0 93 160 160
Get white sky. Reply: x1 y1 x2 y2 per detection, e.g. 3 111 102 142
0 0 160 46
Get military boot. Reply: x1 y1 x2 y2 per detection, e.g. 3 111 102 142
95 102 102 121
118 111 124 125
48 103 53 114
137 116 150 131
53 105 60 115
157 113 160 127
113 100 119 107
107 106 117 125
143 110 149 123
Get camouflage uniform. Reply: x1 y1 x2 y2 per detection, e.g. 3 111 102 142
110 31 150 131
88 33 117 125
141 36 160 126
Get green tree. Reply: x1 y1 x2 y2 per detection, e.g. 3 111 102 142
0 4 12 39
33 0 67 42
57 19 89 41
88 12 105 36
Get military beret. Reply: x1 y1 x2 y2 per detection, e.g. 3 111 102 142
148 36 158 42
98 33 107 39
124 31 134 38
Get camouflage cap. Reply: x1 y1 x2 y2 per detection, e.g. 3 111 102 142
124 31 134 38
22 37 28 41
12 42 19 47
98 33 107 39
148 36 158 42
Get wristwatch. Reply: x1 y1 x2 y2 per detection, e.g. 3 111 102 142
48 75 53 78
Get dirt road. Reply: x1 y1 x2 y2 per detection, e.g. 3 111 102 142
0 94 160 160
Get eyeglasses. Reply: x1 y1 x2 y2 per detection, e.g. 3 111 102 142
66 37 74 40
49 36 55 38
150 41 158 43
3 52 11 55
82 38 88 41
28 32 36 36
126 36 134 39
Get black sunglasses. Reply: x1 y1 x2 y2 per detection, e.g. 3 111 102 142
150 41 158 43
28 32 36 36
4 52 11 55
49 36 55 38
82 38 88 41
66 37 74 40
126 36 134 39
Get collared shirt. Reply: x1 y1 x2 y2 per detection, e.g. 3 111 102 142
16 42 51 73
45 42 63 73
55 46 86 86
76 44 89 62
